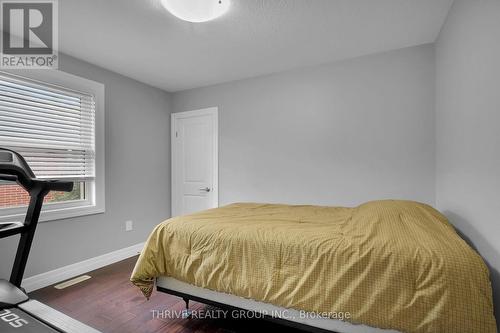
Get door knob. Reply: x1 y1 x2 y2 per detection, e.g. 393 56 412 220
199 187 211 192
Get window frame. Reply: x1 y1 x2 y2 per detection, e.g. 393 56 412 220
0 69 105 222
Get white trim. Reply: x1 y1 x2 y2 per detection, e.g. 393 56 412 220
21 242 144 293
171 107 219 217
0 69 105 222
0 201 104 224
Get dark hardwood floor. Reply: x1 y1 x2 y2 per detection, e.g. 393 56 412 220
29 256 303 333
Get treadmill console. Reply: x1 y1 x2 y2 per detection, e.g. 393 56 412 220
0 151 13 162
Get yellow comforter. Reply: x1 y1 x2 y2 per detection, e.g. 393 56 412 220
131 200 496 333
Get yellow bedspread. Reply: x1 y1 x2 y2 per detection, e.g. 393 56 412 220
131 200 496 333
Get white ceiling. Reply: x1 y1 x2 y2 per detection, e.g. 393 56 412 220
60 0 453 92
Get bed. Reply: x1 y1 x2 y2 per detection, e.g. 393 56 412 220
131 200 497 333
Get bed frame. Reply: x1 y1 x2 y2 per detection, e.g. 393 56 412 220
156 277 398 333
157 286 329 333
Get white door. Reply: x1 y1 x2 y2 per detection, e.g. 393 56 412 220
171 107 218 216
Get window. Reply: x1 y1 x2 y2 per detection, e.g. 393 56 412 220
0 70 105 222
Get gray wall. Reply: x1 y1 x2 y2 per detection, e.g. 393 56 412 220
435 0 500 324
0 54 172 278
172 45 436 207
1 8 498 324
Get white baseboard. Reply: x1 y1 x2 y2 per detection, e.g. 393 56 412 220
22 242 145 293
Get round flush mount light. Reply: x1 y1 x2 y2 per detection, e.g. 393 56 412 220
160 0 230 23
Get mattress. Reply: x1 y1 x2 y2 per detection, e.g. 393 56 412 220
131 200 497 333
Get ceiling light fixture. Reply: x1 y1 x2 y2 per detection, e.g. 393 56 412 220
160 0 230 23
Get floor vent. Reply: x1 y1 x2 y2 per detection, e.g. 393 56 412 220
54 275 92 290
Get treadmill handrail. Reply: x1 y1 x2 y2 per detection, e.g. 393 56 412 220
0 173 18 182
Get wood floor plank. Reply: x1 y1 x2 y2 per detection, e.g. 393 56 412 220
29 256 305 333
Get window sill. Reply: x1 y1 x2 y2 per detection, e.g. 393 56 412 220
39 204 105 222
0 203 105 223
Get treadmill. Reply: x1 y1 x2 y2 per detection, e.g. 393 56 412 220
0 148 101 333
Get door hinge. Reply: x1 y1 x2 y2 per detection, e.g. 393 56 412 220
175 131 178 138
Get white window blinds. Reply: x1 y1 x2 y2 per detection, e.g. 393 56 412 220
0 72 95 181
